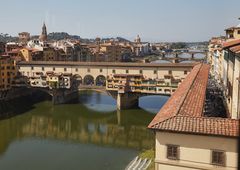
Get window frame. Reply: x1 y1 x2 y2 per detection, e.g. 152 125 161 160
166 144 180 160
211 150 226 167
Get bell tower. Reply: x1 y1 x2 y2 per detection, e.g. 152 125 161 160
39 22 47 42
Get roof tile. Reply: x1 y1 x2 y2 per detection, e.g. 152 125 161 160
148 63 239 137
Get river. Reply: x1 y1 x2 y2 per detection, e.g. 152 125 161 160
0 91 169 170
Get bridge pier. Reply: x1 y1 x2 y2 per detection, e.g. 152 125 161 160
117 92 139 110
52 89 78 104
172 59 179 63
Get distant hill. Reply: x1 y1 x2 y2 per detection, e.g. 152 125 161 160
0 33 17 42
48 32 81 41
101 37 131 42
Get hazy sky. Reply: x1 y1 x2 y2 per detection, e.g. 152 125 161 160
0 0 239 42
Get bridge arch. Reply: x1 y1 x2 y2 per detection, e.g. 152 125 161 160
95 75 106 86
178 53 191 59
73 74 82 85
83 75 95 85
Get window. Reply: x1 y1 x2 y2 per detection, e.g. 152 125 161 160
139 70 143 74
167 145 179 160
184 70 187 75
154 70 157 74
42 67 44 71
100 69 103 73
168 70 172 75
31 66 34 70
87 68 91 73
64 68 67 72
238 30 240 34
212 150 225 166
53 67 55 71
112 69 116 74
126 70 129 74
75 68 78 72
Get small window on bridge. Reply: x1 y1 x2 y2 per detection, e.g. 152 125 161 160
75 68 78 72
154 70 157 74
42 67 44 71
31 66 34 70
53 67 55 71
100 69 103 73
112 70 116 74
184 70 187 75
168 70 172 75
139 70 143 74
87 68 91 73
64 68 67 72
126 70 129 74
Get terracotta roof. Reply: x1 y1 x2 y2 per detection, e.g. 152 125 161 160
223 39 240 49
150 116 239 137
148 63 239 137
230 45 240 54
148 64 202 126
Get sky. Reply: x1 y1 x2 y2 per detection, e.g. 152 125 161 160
0 0 239 42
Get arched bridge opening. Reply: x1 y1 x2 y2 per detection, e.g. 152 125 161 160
96 75 106 86
83 75 95 86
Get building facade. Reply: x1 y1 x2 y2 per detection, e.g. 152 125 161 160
148 63 239 170
223 39 240 119
0 56 17 92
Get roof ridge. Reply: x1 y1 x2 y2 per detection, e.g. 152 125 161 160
148 63 203 128
175 63 203 117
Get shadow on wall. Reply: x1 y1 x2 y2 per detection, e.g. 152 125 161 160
0 91 50 120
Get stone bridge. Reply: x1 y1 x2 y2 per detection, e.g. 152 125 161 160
150 51 207 63
18 61 197 109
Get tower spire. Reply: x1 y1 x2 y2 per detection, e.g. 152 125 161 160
39 22 47 41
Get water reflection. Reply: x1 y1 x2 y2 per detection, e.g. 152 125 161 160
78 91 116 112
0 91 168 170
139 95 169 113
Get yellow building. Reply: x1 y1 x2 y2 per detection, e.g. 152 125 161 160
225 26 240 40
0 56 17 92
19 48 33 62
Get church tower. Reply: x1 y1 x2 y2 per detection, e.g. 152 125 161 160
39 22 47 42
135 35 141 44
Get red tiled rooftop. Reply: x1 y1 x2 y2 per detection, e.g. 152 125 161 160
150 116 239 137
223 39 240 49
148 64 202 126
148 63 239 137
230 45 240 54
